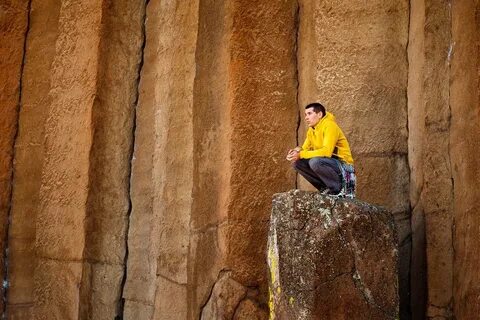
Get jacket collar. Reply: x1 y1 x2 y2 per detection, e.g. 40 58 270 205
312 116 326 130
312 112 334 130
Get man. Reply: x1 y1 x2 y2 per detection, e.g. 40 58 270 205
286 102 355 197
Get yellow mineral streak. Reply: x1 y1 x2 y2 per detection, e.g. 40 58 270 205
268 239 280 319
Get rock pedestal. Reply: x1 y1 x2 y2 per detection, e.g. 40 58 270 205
268 190 399 320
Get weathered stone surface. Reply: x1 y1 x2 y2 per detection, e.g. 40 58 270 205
7 0 144 319
78 263 124 320
152 277 188 320
422 4 454 317
297 0 409 187
0 0 29 313
268 190 398 320
123 301 154 320
33 259 83 320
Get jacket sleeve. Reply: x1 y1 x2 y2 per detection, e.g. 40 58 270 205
300 132 312 152
299 123 339 159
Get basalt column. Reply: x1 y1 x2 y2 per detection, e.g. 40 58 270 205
0 0 29 313
408 1 480 318
78 0 144 319
297 1 410 317
407 0 427 318
450 0 480 318
31 1 103 318
226 0 298 299
122 1 199 319
192 0 298 318
189 0 231 318
408 1 454 318
5 0 143 318
6 0 61 318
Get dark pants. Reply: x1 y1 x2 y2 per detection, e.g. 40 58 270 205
293 157 342 193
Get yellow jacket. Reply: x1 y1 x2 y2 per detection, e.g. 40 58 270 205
299 112 354 165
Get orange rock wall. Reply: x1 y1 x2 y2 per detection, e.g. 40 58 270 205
0 0 479 319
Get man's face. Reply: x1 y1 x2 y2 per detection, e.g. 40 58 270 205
304 108 322 127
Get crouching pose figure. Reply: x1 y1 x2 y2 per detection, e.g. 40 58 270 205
286 102 356 198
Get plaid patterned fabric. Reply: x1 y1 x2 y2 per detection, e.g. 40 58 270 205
337 161 356 198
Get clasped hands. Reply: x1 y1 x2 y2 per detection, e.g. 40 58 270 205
286 147 301 162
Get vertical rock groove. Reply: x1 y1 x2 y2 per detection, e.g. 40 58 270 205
404 0 416 319
117 0 149 318
294 0 301 189
1 0 32 317
407 0 427 318
446 2 455 317
79 0 146 318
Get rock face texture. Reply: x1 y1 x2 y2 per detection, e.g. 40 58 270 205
268 190 399 320
0 0 479 319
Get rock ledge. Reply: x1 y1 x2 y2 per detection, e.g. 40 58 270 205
268 190 399 320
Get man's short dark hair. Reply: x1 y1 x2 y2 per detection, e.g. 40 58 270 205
305 102 326 117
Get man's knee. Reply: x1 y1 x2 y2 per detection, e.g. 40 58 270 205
292 159 311 174
308 157 332 170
